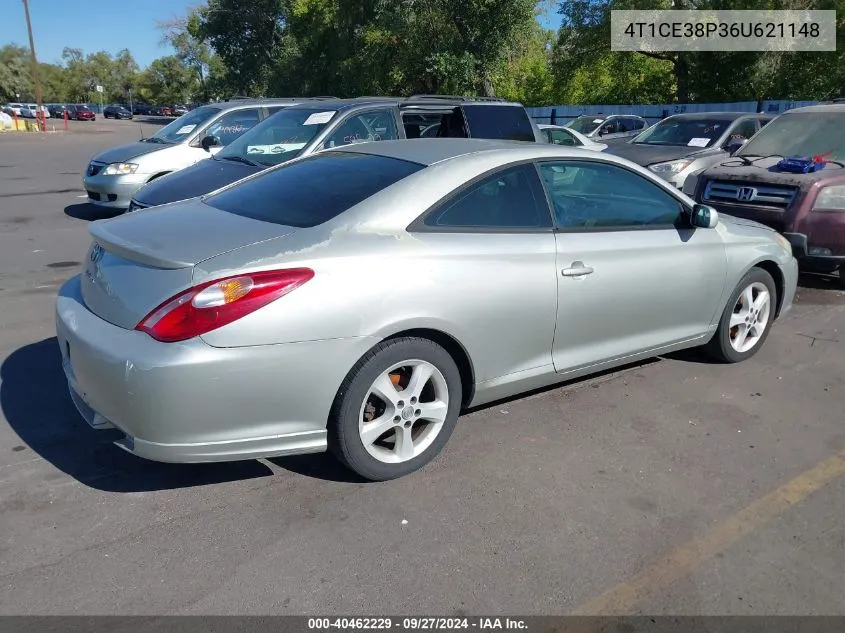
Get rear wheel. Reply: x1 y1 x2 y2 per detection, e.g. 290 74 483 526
704 267 777 363
329 337 462 481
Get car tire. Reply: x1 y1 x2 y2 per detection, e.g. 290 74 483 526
704 267 778 363
329 337 463 481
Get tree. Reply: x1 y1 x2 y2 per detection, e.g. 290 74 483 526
0 45 33 101
138 55 197 104
493 24 557 105
196 0 288 96
158 9 218 100
439 0 536 96
112 49 140 102
62 47 89 102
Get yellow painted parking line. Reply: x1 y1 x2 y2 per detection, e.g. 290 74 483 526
570 449 845 615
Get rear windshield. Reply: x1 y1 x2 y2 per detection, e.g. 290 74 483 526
462 105 536 142
737 111 845 162
204 152 425 228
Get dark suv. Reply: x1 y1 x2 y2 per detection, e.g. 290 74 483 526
689 104 845 285
103 105 133 119
128 95 543 212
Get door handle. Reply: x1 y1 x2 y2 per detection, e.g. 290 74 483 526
561 261 594 277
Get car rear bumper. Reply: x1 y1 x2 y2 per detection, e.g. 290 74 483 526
55 275 377 463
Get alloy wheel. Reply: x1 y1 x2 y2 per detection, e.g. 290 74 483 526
358 359 449 464
729 281 772 353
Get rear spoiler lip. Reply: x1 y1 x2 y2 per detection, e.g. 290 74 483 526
88 221 194 270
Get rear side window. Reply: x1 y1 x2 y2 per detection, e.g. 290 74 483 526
205 152 424 228
462 105 535 142
423 164 552 230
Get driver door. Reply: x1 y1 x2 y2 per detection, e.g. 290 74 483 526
537 159 728 374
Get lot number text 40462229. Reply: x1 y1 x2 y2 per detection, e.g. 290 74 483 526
307 618 528 630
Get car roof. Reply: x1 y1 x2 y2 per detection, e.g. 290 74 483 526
785 103 845 114
663 112 758 121
203 98 328 112
250 96 526 113
573 114 644 119
332 138 610 167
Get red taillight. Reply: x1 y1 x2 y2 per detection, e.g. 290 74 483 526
135 268 314 343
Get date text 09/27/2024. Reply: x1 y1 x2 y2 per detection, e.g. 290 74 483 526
307 618 528 630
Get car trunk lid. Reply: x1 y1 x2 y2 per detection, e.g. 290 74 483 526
82 199 297 329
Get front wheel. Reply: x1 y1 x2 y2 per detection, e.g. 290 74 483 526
329 337 463 481
704 267 777 363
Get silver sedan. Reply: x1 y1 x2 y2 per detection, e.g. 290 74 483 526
56 139 798 481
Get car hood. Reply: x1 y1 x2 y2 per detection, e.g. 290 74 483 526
92 141 171 164
606 143 719 166
717 212 774 232
697 156 843 187
133 157 262 207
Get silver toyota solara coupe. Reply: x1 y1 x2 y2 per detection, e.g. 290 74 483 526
56 139 799 481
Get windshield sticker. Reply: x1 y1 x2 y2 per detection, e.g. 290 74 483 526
304 111 335 125
176 124 196 135
246 143 307 154
688 137 710 147
216 124 251 135
592 119 603 123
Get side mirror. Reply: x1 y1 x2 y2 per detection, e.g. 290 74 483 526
691 204 719 229
725 137 746 155
201 135 220 152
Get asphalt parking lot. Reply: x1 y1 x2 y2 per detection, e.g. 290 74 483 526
1 119 845 616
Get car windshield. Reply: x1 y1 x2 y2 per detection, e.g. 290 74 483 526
217 107 336 167
631 117 734 147
565 116 604 134
147 105 221 144
205 152 424 228
77 105 91 112
737 111 845 162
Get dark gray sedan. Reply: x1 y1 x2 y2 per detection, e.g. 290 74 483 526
606 112 773 190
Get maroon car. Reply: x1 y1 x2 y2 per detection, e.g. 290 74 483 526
690 103 845 285
67 104 96 121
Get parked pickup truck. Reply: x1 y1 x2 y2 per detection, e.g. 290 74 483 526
127 95 544 212
686 103 845 286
